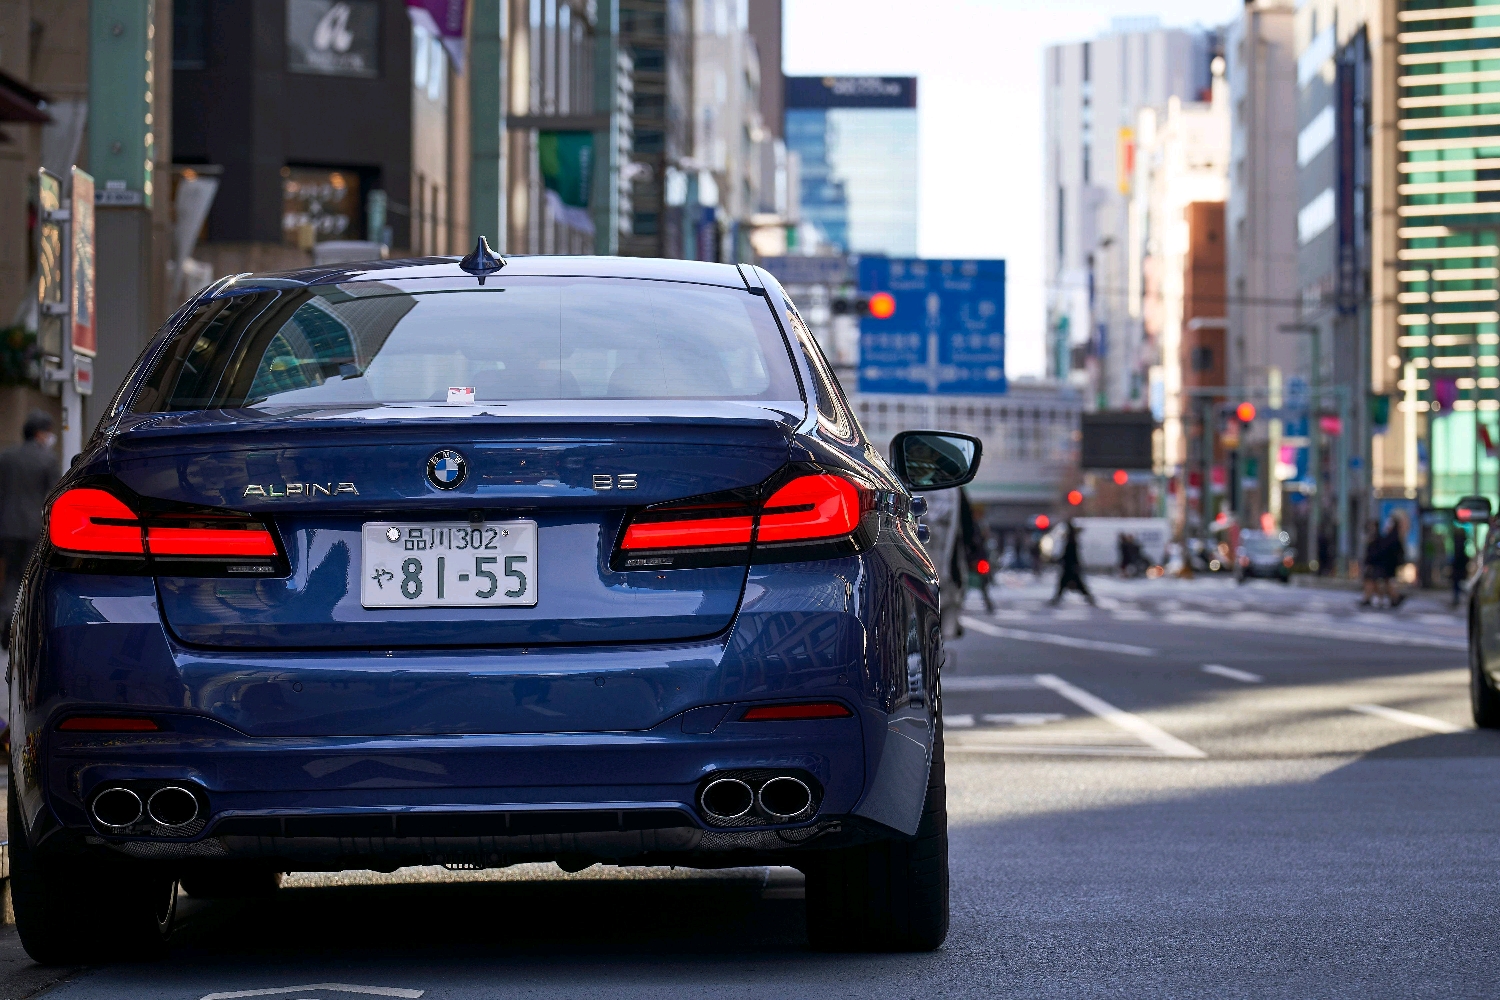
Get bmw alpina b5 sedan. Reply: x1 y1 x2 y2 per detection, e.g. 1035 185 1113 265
6 243 980 963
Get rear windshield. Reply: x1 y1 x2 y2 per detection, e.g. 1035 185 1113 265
132 277 800 411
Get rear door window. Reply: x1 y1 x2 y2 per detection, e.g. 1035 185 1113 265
133 277 801 411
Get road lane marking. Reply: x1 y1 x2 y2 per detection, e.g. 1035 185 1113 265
1349 703 1464 734
943 713 976 727
946 743 1172 757
1202 664 1264 683
201 987 424 999
981 712 1065 725
944 675 1046 691
959 616 1157 656
1034 673 1207 759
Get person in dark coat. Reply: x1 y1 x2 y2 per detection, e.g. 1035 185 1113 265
1050 520 1095 606
1381 515 1408 609
1452 523 1472 608
0 411 60 644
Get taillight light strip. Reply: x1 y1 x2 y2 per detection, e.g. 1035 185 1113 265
616 472 871 565
48 487 278 559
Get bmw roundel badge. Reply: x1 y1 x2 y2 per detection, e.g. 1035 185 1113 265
427 449 467 490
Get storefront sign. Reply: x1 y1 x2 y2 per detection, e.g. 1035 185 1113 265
70 167 96 358
287 0 380 78
282 167 363 245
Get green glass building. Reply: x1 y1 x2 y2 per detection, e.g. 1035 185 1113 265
1399 0 1500 506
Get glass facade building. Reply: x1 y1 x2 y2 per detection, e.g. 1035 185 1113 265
1398 1 1500 506
784 76 918 256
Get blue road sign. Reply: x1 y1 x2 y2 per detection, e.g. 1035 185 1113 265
857 257 1006 395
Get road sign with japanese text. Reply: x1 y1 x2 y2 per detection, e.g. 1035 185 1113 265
857 257 1005 395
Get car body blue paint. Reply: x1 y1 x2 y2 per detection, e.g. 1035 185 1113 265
7 258 946 869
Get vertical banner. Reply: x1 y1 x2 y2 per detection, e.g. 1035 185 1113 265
70 167 96 359
36 170 64 365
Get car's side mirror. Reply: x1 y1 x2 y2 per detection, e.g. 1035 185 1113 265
888 431 982 490
1456 495 1492 524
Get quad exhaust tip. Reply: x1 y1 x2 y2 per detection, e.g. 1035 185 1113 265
146 786 200 828
699 777 755 821
757 776 812 820
91 787 144 828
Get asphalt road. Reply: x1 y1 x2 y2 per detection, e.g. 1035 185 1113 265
8 574 1499 999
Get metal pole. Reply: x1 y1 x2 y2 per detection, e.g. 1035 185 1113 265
1337 386 1350 576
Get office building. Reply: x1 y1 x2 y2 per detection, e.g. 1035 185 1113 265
784 76 917 257
1044 20 1213 410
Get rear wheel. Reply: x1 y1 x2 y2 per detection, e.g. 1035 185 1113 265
8 780 177 965
1471 624 1500 729
803 722 948 952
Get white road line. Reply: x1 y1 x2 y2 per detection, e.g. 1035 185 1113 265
981 712 1065 726
201 986 424 1000
1349 703 1465 734
1034 673 1207 759
1201 664 1264 683
943 713 976 728
960 616 1157 656
947 743 1176 758
943 675 1044 691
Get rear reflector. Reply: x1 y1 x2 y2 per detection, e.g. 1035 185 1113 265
57 716 160 732
147 522 278 557
740 702 853 722
756 475 862 543
49 489 144 555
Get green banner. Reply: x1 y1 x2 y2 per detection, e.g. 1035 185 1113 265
538 131 594 209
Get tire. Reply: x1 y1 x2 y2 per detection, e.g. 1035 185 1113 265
181 867 282 899
1471 623 1500 729
803 721 948 952
8 780 177 965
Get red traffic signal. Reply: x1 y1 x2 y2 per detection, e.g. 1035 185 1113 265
1235 402 1256 423
1034 514 1050 530
976 559 990 575
1067 490 1083 506
868 291 896 319
1112 469 1128 486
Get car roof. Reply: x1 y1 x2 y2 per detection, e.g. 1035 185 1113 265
218 255 754 292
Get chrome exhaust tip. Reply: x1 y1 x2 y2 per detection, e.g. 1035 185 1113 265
757 776 813 821
699 777 755 821
91 786 144 828
146 786 200 828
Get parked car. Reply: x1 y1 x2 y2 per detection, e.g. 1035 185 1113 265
5 249 980 962
1459 495 1500 729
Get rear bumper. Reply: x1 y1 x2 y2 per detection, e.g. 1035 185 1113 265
37 712 871 868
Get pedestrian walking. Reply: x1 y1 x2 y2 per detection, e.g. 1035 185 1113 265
1382 515 1408 609
1452 522 1472 608
1359 520 1385 608
1050 520 1095 606
0 411 60 646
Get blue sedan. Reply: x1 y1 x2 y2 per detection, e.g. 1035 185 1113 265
6 245 980 962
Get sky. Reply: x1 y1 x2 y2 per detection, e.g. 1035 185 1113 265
782 0 1243 379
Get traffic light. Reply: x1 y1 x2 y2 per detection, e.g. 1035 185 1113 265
1034 514 1051 530
832 291 897 318
1235 401 1256 424
1067 489 1083 506
868 291 896 319
1112 469 1128 486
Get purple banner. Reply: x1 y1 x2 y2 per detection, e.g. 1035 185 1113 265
407 0 466 71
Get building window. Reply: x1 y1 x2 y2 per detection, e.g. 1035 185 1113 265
634 129 665 154
632 46 665 72
633 211 660 236
1191 346 1214 373
174 0 210 70
634 92 665 119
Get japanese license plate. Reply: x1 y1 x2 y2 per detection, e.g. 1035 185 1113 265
361 521 538 608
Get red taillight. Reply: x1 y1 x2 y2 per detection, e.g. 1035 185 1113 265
49 487 278 560
621 505 753 550
757 474 861 543
49 489 144 555
740 702 853 721
147 521 277 557
57 716 159 732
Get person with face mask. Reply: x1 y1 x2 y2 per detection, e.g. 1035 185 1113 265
0 411 60 647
